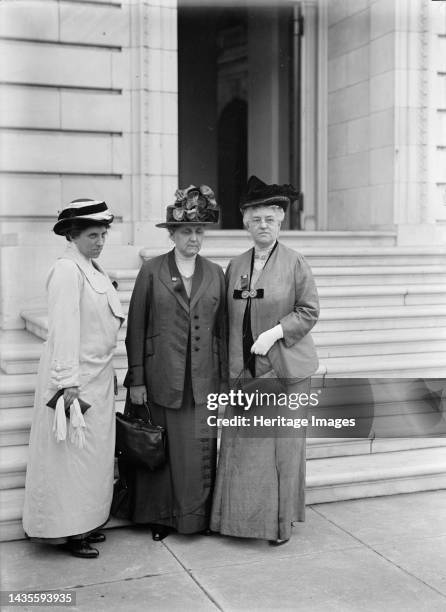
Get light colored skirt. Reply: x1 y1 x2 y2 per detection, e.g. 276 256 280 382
211 378 309 541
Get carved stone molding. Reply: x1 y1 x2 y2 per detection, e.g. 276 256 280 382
394 0 430 225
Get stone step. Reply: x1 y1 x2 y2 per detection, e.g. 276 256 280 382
0 408 32 447
317 284 446 307
22 304 446 342
0 374 36 409
315 329 446 358
112 330 446 360
4 327 445 379
172 230 398 249
0 345 43 375
5 348 442 381
6 438 446 470
109 264 446 291
3 438 445 488
306 437 446 459
319 352 446 377
138 245 446 268
21 310 51 342
21 311 133 344
305 446 446 504
0 371 127 410
0 343 128 375
313 304 446 332
0 445 28 490
2 442 446 541
115 284 446 313
0 488 24 540
284 247 446 267
313 265 446 286
314 327 446 347
12 320 446 379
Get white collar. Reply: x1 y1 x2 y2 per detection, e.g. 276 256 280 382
174 248 197 264
254 242 276 259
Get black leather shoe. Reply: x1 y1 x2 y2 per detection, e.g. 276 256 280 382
150 525 170 541
268 539 289 547
68 539 99 558
86 531 106 544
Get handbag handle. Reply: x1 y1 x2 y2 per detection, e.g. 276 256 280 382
233 365 249 388
143 401 154 425
128 399 154 425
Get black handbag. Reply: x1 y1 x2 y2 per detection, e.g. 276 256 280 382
115 402 166 471
110 473 131 519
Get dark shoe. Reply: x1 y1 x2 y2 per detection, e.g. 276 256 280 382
68 539 99 558
86 531 106 544
268 539 289 547
150 525 170 541
199 528 213 536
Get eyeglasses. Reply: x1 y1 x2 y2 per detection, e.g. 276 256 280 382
250 216 277 226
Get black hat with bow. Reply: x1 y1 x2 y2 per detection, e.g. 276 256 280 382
240 176 299 211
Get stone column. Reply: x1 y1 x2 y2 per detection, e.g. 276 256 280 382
127 0 178 248
393 0 444 244
300 0 320 230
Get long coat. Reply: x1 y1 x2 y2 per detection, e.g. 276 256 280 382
226 241 319 380
124 250 227 408
23 243 124 539
211 241 320 541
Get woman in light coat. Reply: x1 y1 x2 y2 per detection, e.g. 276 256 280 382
23 199 124 558
211 176 320 545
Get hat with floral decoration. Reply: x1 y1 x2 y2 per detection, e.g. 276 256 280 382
156 184 219 227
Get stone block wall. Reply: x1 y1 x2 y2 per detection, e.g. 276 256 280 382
326 0 445 236
327 0 394 230
0 0 134 246
0 0 179 328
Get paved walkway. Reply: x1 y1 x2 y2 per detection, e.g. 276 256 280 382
2 490 446 611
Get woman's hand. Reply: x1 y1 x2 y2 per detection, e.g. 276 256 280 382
63 386 80 408
130 385 148 405
251 324 284 356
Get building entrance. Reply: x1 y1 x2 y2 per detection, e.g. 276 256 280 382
178 2 302 229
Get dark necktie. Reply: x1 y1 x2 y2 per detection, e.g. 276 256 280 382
241 242 278 377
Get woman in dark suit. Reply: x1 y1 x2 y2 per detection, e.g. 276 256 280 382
121 185 226 540
211 176 320 545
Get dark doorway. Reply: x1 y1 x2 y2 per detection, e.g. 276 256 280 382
178 2 300 229
218 98 247 229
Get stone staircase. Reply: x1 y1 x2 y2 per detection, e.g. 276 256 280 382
1 231 446 541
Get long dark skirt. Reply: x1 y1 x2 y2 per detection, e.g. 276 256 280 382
120 383 216 534
211 377 309 542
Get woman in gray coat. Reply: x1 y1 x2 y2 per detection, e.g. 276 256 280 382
211 176 320 545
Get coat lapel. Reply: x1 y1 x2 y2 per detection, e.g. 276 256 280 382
231 249 254 290
252 241 278 288
60 244 124 321
189 256 212 311
159 250 189 313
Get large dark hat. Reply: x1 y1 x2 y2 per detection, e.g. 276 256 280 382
156 184 219 228
240 175 299 211
53 199 114 235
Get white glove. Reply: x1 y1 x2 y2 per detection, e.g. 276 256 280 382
251 324 283 356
